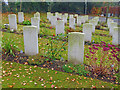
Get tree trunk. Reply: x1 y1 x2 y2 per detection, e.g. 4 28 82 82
20 1 22 12
106 3 109 23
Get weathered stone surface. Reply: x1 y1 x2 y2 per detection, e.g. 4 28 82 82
109 22 117 36
34 12 40 21
56 20 64 35
8 14 17 31
31 17 40 34
18 12 24 23
69 17 75 29
83 23 93 42
112 27 120 45
68 32 84 64
23 26 38 55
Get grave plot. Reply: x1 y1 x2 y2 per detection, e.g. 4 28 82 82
1 12 120 88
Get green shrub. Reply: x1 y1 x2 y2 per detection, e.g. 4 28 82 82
62 64 90 76
23 20 31 25
2 39 19 57
62 64 74 73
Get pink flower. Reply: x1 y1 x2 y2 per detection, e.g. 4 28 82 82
116 57 120 62
103 47 109 51
85 55 89 58
107 44 112 47
112 45 116 47
51 85 54 88
115 48 120 51
93 44 100 47
102 44 106 47
93 46 98 50
112 54 117 58
89 51 95 54
109 57 112 60
89 47 92 50
95 58 97 60
101 41 106 44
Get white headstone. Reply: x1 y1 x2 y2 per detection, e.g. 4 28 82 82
8 14 17 31
18 12 24 23
51 16 57 27
109 22 117 36
47 12 51 20
48 13 53 22
83 23 93 42
112 27 120 45
84 15 89 22
69 14 73 19
68 32 84 64
34 12 40 21
55 12 59 18
23 26 38 55
69 17 75 29
56 20 64 35
77 16 82 26
31 17 40 34
107 19 113 28
89 20 96 33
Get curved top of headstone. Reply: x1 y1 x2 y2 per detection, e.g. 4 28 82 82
114 27 120 30
110 22 118 25
83 23 93 27
69 32 84 35
23 26 37 30
8 14 16 17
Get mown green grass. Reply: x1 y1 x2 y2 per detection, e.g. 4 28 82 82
2 60 119 88
2 31 118 70
1 13 119 88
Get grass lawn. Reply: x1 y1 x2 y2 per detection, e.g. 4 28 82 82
2 60 119 88
1 12 119 88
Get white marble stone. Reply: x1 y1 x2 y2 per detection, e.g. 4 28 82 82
48 13 53 22
31 17 40 34
18 12 24 23
58 13 62 19
8 14 17 31
68 32 85 64
109 22 117 36
55 12 59 18
23 26 38 55
34 12 40 21
69 17 75 29
80 16 86 23
89 20 96 32
77 16 82 26
93 17 99 26
64 13 68 18
112 27 120 45
51 16 57 27
56 20 64 35
69 14 73 19
83 23 93 42
107 19 113 28
84 15 89 22
47 12 51 20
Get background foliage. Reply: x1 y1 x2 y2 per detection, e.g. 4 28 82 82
2 2 119 15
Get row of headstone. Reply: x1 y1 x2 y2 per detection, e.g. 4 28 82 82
107 18 117 36
112 27 120 45
107 18 119 45
47 12 67 35
88 17 99 33
23 26 85 65
8 12 25 31
82 16 99 42
23 12 40 55
8 14 17 31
